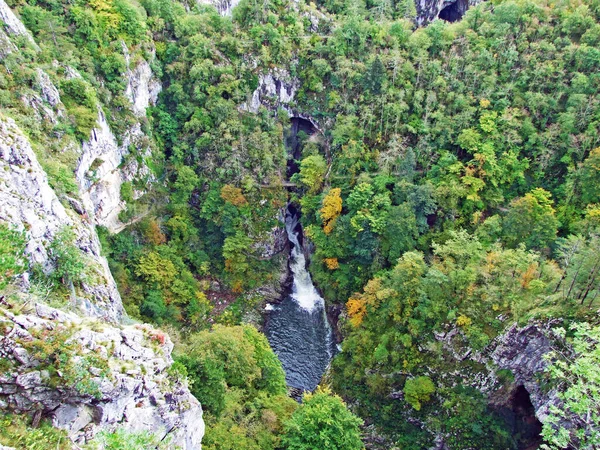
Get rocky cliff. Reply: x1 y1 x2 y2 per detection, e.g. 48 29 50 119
0 116 124 322
0 2 205 447
75 51 161 233
415 0 481 26
0 299 204 449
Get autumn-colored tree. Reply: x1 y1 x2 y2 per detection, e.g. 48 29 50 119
143 219 166 246
324 257 339 270
321 188 342 234
220 184 248 207
346 297 367 327
503 188 560 250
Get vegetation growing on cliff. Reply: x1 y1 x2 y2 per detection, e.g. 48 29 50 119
1 0 600 446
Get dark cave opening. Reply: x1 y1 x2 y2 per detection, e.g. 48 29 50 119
438 0 468 22
286 117 316 179
510 385 544 450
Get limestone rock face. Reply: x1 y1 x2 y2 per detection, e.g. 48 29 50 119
0 302 204 449
75 54 160 232
0 116 124 322
243 68 299 115
36 69 62 109
0 28 16 59
486 322 561 423
415 0 480 26
0 0 38 48
123 43 162 117
196 0 240 16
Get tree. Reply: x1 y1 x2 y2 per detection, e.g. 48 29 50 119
541 323 600 450
0 224 26 290
135 250 177 287
281 388 364 450
173 165 199 204
296 155 327 194
49 228 85 287
321 188 343 234
503 188 560 250
579 147 600 205
404 376 435 411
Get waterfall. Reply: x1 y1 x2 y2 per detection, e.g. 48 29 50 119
285 209 324 312
265 205 335 393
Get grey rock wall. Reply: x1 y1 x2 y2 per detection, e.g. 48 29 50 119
0 116 124 322
0 302 204 449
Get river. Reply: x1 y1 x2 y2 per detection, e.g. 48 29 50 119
264 205 336 393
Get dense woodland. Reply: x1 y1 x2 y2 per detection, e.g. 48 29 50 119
1 0 600 446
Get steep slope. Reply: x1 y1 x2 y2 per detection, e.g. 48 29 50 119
0 1 205 447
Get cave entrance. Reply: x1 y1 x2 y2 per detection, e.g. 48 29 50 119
286 117 316 179
511 386 543 450
438 0 468 22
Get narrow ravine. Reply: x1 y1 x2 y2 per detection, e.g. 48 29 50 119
264 205 335 392
264 117 335 394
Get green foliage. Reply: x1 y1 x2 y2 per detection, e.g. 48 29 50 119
332 230 561 444
120 181 134 203
295 154 327 194
22 327 109 398
281 388 364 450
89 429 167 450
0 223 26 290
178 325 296 450
49 227 86 286
403 376 435 411
0 412 70 450
541 323 600 450
502 188 560 250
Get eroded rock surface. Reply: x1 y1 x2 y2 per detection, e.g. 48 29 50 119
0 0 38 48
0 116 123 322
243 68 299 115
74 57 160 232
416 0 480 26
0 302 204 449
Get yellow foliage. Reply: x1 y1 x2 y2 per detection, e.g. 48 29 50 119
324 257 339 270
480 98 491 108
232 279 244 294
144 219 166 246
346 297 367 327
456 315 472 327
321 188 342 234
521 263 538 289
220 184 248 207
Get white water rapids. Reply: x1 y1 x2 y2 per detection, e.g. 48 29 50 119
285 212 324 312
264 206 335 393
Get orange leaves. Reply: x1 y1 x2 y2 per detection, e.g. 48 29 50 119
221 184 248 207
321 188 342 234
324 257 339 270
144 219 166 246
345 278 388 328
346 297 367 327
521 263 538 289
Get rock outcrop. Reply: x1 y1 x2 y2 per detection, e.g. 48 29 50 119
75 54 160 232
0 301 204 449
486 321 562 424
242 68 299 115
429 321 565 447
415 0 479 26
0 0 38 49
196 0 240 16
123 43 161 117
0 116 124 322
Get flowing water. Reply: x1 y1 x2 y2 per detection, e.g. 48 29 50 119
264 206 335 393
